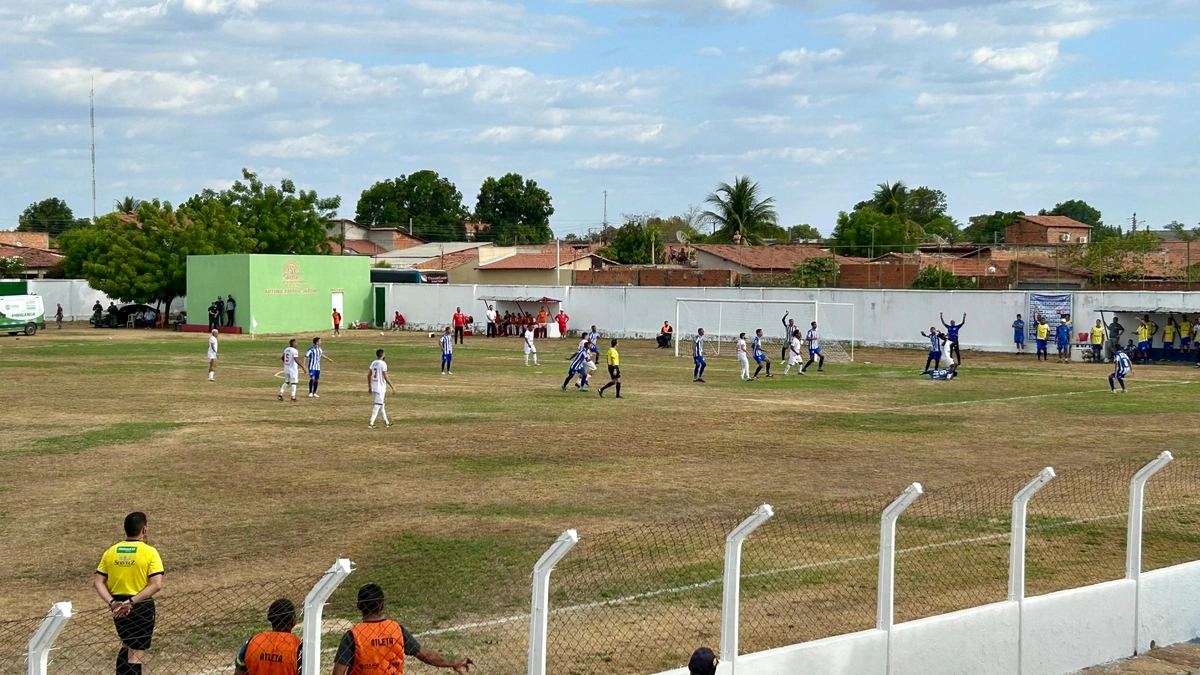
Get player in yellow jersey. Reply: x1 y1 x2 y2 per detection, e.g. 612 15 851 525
598 339 622 398
1090 320 1106 362
1180 315 1193 362
1163 316 1179 361
94 512 164 675
1035 316 1050 361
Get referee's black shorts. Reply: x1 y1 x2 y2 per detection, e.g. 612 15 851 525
113 596 156 651
608 365 620 379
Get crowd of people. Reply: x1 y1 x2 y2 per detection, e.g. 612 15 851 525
480 303 569 339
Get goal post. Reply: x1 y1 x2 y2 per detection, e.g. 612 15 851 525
674 298 856 362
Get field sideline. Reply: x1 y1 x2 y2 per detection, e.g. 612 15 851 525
2 325 1199 667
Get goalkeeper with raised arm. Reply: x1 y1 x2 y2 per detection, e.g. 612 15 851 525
781 312 797 361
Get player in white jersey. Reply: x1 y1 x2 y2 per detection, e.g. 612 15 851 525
207 329 219 381
1109 346 1133 393
783 330 804 375
801 322 824 373
278 339 301 402
440 327 454 374
736 333 751 380
692 328 707 382
306 337 334 398
523 327 538 366
368 349 395 428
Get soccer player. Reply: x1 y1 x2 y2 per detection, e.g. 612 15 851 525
440 327 454 374
1055 318 1071 363
1163 316 1178 361
331 309 342 337
588 325 601 360
1012 314 1026 353
207 329 219 381
736 332 751 380
693 327 707 382
940 312 966 363
1035 316 1050 361
278 339 301 402
599 338 622 398
783 330 803 375
802 321 824 373
751 329 772 379
562 339 591 391
928 337 958 380
234 599 301 675
1180 315 1193 361
920 327 942 374
94 512 164 675
1136 316 1155 364
1110 346 1133 393
523 325 538 366
306 337 333 398
331 584 472 675
781 312 797 361
1090 320 1106 363
368 349 395 429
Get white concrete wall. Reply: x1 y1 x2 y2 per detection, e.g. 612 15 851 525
654 630 888 675
26 279 186 321
890 601 1019 675
1139 561 1200 651
382 284 1200 352
1020 579 1136 675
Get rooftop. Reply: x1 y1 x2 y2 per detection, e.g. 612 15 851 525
0 245 63 269
477 249 613 270
694 244 853 271
1019 215 1093 230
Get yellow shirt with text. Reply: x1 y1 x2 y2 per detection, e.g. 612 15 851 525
96 540 164 596
607 348 619 366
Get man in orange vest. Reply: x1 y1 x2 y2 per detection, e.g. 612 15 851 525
332 584 472 675
235 599 301 675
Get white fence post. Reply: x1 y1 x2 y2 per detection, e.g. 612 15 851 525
878 483 922 675
718 504 774 675
528 529 579 675
301 559 354 675
1128 451 1173 654
1008 467 1055 675
26 601 71 675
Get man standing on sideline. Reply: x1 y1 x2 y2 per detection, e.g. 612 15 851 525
55 303 64 328
1107 315 1125 361
331 309 342 338
485 304 497 338
1090 319 1106 362
598 338 622 398
368 349 395 429
1055 317 1072 363
555 308 569 338
332 584 472 675
307 337 333 398
234 599 301 675
452 307 466 344
207 329 219 381
1035 316 1050 361
216 296 226 327
226 295 236 327
940 312 966 363
1180 315 1193 361
208 302 220 330
94 512 164 675
538 305 548 338
1012 314 1025 353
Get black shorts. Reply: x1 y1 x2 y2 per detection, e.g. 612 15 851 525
113 596 156 651
608 365 620 379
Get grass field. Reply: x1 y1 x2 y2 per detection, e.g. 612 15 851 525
2 325 1200 673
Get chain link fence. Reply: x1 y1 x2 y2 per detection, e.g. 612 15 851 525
11 455 1200 675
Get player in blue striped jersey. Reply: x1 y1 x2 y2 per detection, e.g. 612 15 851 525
562 340 592 391
751 329 772 379
919 327 942 374
306 337 334 398
801 322 824 373
692 328 707 382
1109 346 1133 393
440 327 454 374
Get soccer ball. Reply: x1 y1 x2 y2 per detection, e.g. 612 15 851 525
428 332 436 338
380 332 385 336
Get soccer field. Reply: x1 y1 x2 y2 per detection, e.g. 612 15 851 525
3 327 1200 674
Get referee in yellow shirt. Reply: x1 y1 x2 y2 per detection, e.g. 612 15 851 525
94 512 164 675
598 338 622 398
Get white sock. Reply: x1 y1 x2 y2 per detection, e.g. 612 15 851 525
208 371 214 380
290 384 297 398
279 383 287 395
371 405 381 425
525 355 529 365
380 406 389 425
534 356 538 365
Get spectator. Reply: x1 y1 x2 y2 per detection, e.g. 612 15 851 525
657 320 674 348
392 311 405 332
1090 319 1106 362
208 302 220 330
332 584 472 675
555 309 569 338
485 304 497 338
226 295 236 327
538 305 548 338
55 303 64 329
452 307 466 344
332 309 342 337
688 647 717 675
1107 315 1124 361
216 296 226 326
234 599 300 675
93 512 164 675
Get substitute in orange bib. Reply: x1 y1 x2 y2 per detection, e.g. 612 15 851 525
93 512 164 675
332 584 473 675
235 599 301 675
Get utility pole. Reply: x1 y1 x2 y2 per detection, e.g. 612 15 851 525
90 77 97 222
1130 212 1139 232
602 190 608 244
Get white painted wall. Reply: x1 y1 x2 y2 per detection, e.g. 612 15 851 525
655 630 888 675
382 285 1200 352
890 601 1019 675
1021 579 1136 675
1139 561 1200 652
26 279 186 321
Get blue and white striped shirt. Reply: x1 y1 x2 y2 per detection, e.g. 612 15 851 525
752 336 765 359
588 330 599 345
694 334 705 357
807 329 819 350
440 334 453 355
928 333 940 352
306 345 323 371
1115 351 1132 375
570 348 589 370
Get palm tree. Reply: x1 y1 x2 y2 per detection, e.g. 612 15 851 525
114 196 141 214
871 181 909 217
702 176 780 245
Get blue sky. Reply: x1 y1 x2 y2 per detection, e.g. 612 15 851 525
1 0 1198 238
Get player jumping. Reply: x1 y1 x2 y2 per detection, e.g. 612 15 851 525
802 321 824 373
1109 346 1132 393
752 329 772 379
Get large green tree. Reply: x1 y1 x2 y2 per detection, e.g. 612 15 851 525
963 211 1024 244
598 216 666 265
17 198 90 237
830 209 914 258
186 169 339 255
473 173 554 245
702 176 783 245
355 170 469 241
1059 230 1163 288
58 199 252 309
788 224 822 242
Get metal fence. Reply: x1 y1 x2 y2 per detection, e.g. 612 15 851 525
14 453 1200 675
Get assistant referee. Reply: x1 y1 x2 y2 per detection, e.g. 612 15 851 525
94 512 164 675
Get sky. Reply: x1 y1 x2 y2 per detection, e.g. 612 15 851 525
1 0 1198 239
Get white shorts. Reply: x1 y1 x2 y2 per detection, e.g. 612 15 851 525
207 351 217 361
525 345 537 354
585 360 597 372
283 369 299 385
788 354 802 366
737 354 749 365
372 391 385 405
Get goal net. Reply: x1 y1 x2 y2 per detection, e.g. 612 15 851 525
674 299 856 362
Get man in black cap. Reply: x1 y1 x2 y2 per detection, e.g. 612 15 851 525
688 647 717 675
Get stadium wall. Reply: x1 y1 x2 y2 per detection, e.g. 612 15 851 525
381 285 1200 352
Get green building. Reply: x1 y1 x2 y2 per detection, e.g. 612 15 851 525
187 255 371 334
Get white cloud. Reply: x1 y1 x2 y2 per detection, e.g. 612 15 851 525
247 133 374 158
971 43 1059 74
696 46 722 57
575 153 664 169
183 0 264 15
